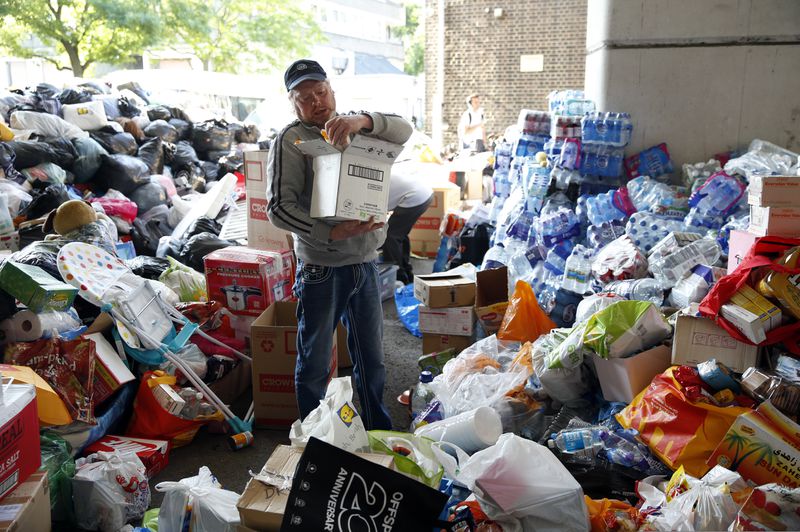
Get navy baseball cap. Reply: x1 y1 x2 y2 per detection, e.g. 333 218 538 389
284 59 327 91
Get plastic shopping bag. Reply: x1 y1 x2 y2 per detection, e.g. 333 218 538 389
159 256 208 302
367 430 444 488
126 371 221 447
395 282 421 337
699 235 800 353
497 280 556 342
617 367 750 477
582 301 671 359
156 466 240 532
280 437 449 531
289 377 369 452
72 451 150 532
431 434 590 532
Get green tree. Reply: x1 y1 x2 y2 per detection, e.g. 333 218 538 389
391 3 423 76
159 0 321 74
0 0 162 77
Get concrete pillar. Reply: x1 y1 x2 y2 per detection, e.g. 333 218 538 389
584 0 800 169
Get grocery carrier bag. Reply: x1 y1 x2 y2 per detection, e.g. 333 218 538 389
279 437 449 531
617 367 749 477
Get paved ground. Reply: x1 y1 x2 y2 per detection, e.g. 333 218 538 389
149 258 432 505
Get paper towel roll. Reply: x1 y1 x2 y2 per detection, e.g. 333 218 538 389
0 309 81 343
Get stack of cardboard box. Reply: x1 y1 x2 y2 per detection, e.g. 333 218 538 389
728 175 800 274
409 182 461 258
414 272 476 354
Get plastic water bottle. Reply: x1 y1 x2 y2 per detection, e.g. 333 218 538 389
603 278 664 306
534 207 580 249
587 220 626 249
625 212 692 253
410 371 436 423
562 245 593 295
544 240 573 276
599 431 648 470
482 242 508 270
685 172 746 229
580 144 625 178
547 427 604 463
648 237 722 288
586 190 627 225
581 112 632 147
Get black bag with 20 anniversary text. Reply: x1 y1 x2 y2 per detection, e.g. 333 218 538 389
280 437 448 532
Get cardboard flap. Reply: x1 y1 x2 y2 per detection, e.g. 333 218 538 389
476 267 508 307
294 138 341 156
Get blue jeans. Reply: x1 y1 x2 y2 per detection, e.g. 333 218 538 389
294 260 392 430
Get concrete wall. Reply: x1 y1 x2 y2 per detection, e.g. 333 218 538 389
585 0 800 168
424 0 587 149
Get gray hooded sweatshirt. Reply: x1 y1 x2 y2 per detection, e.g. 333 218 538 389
266 111 413 266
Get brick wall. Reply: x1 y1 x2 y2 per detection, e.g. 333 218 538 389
424 0 588 149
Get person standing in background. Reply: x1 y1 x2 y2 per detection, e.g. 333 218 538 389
457 94 487 153
383 171 433 285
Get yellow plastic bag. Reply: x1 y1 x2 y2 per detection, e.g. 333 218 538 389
617 367 749 477
497 280 556 342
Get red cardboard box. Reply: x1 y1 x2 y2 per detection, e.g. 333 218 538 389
0 383 40 502
83 435 170 479
204 246 295 317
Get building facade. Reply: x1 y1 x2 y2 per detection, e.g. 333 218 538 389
424 0 587 149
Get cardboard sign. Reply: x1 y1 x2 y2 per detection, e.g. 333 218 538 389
298 134 403 222
280 437 447 531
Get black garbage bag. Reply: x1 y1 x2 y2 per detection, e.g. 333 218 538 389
90 129 138 156
202 149 231 162
57 88 93 105
71 137 108 183
94 154 150 195
7 140 61 169
232 123 260 144
146 105 172 122
137 136 164 174
192 119 232 154
143 120 178 144
126 256 170 280
40 137 78 169
18 184 71 220
179 232 236 273
129 179 168 213
79 81 109 95
0 142 26 184
117 95 140 119
116 82 150 104
186 216 222 239
167 106 190 122
173 166 205 196
0 93 27 122
168 118 192 141
217 152 243 175
199 161 219 181
130 204 171 256
169 140 201 170
95 96 121 120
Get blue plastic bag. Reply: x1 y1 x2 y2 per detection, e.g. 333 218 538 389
394 283 421 337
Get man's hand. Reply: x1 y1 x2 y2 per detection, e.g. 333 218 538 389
324 114 373 147
330 217 384 241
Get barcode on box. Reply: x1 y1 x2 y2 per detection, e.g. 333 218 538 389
347 164 384 182
0 469 19 499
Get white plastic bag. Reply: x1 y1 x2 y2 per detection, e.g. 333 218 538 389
431 434 590 532
72 451 151 532
62 100 109 130
428 335 530 416
156 466 240 532
289 377 370 452
9 110 89 139
532 328 591 403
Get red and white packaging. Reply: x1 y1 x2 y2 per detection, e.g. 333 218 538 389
83 435 170 479
0 380 40 502
204 246 295 317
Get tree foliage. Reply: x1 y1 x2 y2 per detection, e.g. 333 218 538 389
159 0 321 74
0 0 321 78
0 0 162 77
391 3 423 76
